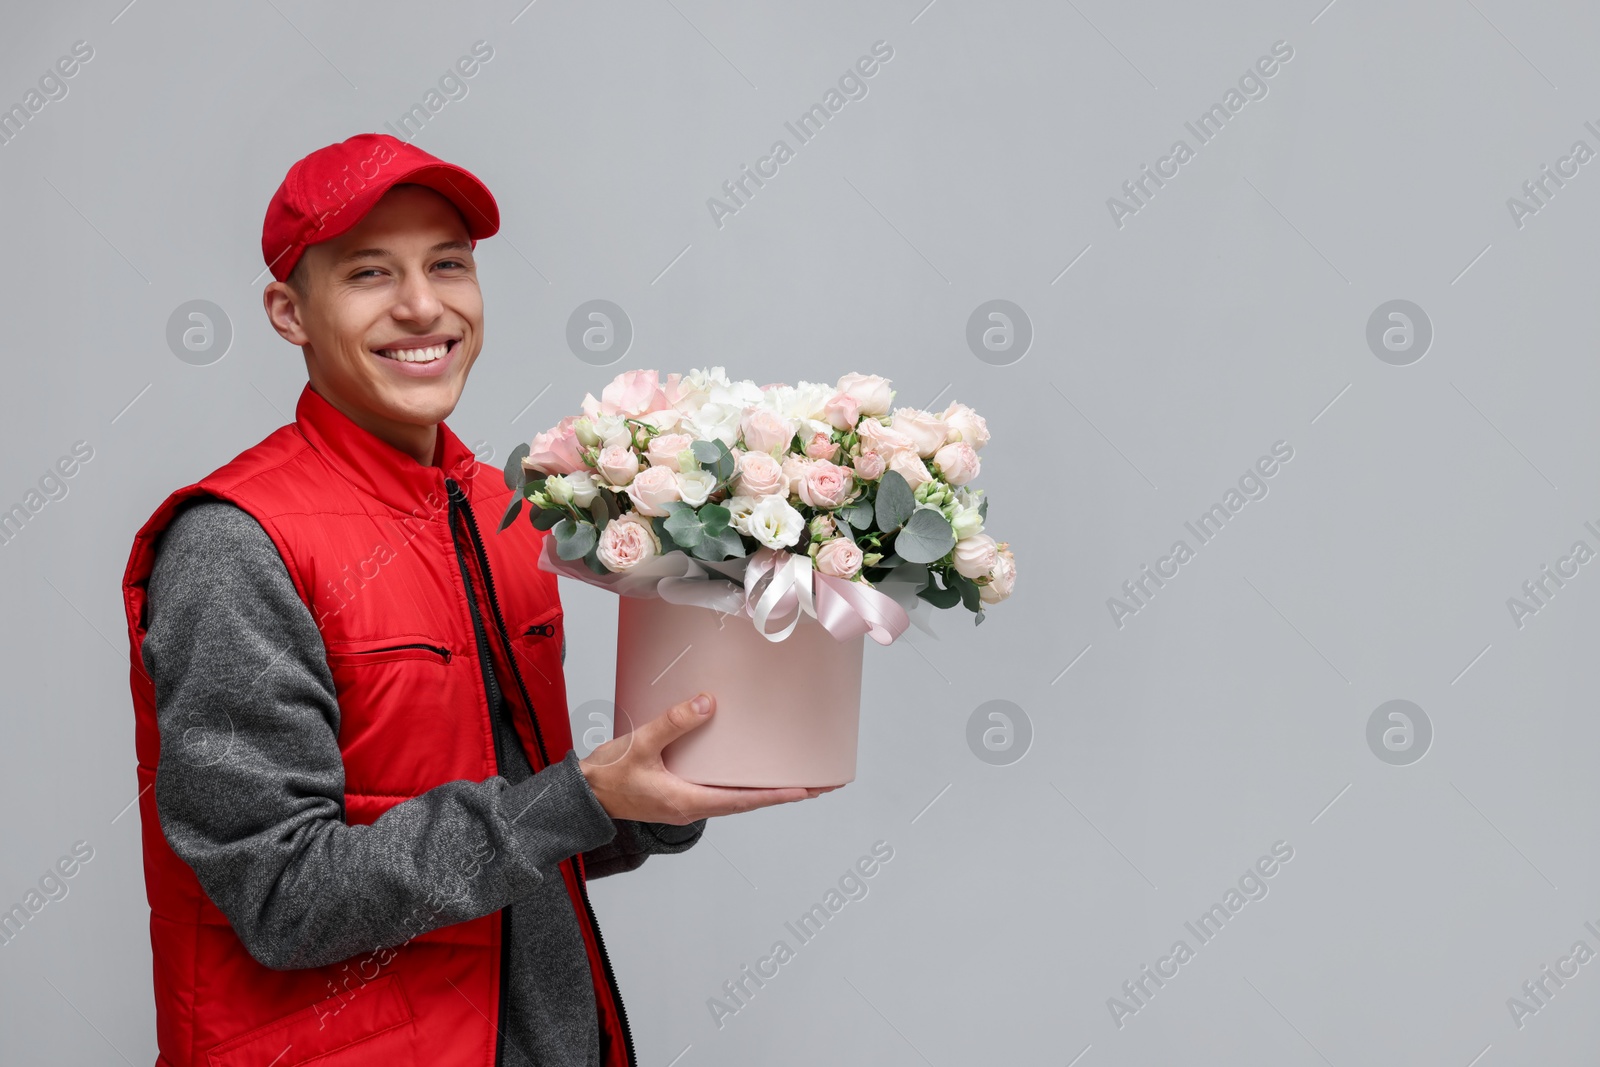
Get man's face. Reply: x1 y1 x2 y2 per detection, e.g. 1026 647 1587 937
265 184 484 441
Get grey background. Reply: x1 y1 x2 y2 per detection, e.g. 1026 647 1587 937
1 0 1596 1064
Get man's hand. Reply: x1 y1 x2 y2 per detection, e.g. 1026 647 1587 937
579 693 839 824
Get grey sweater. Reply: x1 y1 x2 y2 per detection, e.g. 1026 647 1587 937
141 497 705 1066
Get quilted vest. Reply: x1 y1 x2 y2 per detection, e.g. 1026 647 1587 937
120 382 634 1067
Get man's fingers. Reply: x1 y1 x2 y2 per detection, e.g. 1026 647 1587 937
639 692 715 751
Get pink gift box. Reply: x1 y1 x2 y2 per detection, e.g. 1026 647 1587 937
613 594 865 788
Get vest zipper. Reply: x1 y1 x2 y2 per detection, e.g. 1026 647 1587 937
445 477 638 1067
348 642 452 662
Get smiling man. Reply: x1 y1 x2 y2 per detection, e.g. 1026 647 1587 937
120 134 826 1067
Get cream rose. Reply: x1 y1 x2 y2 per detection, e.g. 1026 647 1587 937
625 464 681 516
834 372 894 417
798 460 854 509
780 454 812 497
952 532 998 579
596 445 640 487
675 468 717 507
978 544 1016 604
855 417 916 463
740 408 796 456
644 432 696 468
595 513 661 572
747 494 805 549
734 450 786 497
803 431 840 462
942 400 990 450
933 442 981 486
814 538 864 579
887 450 933 490
523 415 587 476
824 392 860 430
890 407 949 458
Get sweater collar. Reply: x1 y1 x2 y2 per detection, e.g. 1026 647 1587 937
293 382 482 511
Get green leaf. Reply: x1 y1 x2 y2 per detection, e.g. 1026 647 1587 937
650 515 681 555
663 501 706 548
838 499 875 530
893 507 956 564
833 519 855 544
693 438 736 483
503 443 531 490
978 494 989 521
583 542 608 575
874 470 915 532
522 475 548 500
497 494 523 532
588 495 610 532
699 503 730 538
552 518 598 561
947 571 982 613
690 440 722 464
531 508 564 531
715 526 747 558
916 572 962 608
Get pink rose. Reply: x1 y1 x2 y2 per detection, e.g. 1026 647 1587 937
741 409 796 456
798 460 855 509
524 415 588 476
644 432 696 468
834 372 894 417
596 445 641 487
596 513 661 572
803 431 840 461
625 464 682 516
887 450 933 490
933 442 981 486
953 533 998 579
824 392 860 430
734 450 786 497
856 417 915 462
942 400 990 450
852 449 887 481
815 538 864 580
890 407 949 458
781 454 812 497
599 369 671 418
979 543 1015 604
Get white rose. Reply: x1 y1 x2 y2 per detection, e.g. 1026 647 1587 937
952 533 998 579
835 372 894 417
591 412 634 450
735 450 786 497
565 470 599 508
947 499 984 540
747 494 805 549
675 468 718 507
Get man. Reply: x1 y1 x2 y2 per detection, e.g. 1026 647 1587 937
119 133 830 1067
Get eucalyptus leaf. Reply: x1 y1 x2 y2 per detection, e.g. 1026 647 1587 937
583 542 608 576
874 470 915 531
553 518 598 561
663 501 706 548
587 496 610 532
947 571 982 613
522 475 547 500
917 573 962 609
531 508 564 531
699 503 730 538
839 500 875 530
978 494 989 521
713 527 747 558
651 515 681 555
893 507 956 564
497 494 523 532
690 440 722 464
834 519 855 544
503 443 531 490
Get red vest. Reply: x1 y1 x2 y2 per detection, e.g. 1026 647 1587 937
120 383 634 1067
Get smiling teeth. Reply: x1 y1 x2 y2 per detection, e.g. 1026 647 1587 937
380 343 449 363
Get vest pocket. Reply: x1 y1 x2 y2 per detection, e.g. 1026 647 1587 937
205 973 415 1066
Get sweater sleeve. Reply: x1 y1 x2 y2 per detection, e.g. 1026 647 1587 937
142 497 620 971
580 816 707 880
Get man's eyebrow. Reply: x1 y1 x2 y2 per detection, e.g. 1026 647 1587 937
334 240 470 265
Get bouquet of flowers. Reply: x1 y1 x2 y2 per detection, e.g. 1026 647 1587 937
501 367 1016 645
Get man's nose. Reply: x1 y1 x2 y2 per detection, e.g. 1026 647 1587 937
392 269 443 323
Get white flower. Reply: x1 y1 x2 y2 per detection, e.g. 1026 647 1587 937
675 469 718 507
747 494 805 549
590 412 634 450
947 498 984 540
564 470 599 508
723 494 758 535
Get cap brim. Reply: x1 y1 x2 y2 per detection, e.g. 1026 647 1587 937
390 162 500 239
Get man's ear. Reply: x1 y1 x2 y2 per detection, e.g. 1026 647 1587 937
263 280 311 346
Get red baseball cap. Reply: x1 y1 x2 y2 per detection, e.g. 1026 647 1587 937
261 132 499 282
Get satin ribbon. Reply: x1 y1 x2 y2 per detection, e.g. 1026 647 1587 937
537 534 928 645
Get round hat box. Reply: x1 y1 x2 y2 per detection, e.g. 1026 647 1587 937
612 593 865 788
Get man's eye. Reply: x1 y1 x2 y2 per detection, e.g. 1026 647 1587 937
352 268 384 279
435 259 467 271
